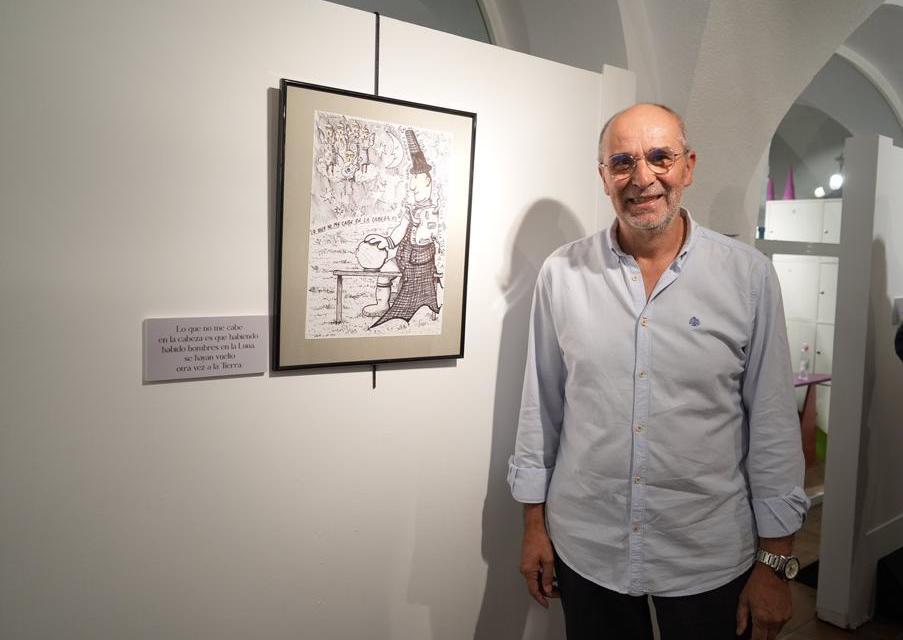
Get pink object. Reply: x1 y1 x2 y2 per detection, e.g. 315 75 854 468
766 176 775 201
782 167 795 199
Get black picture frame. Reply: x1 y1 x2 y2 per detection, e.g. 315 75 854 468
273 79 476 371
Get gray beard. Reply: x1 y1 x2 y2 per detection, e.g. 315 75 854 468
623 202 680 235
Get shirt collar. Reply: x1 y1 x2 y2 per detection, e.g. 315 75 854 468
605 209 698 268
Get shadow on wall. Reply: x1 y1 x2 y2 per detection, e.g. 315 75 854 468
863 239 900 529
473 199 585 640
707 185 747 237
844 237 890 612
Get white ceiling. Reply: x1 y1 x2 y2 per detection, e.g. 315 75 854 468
839 2 903 129
483 0 903 134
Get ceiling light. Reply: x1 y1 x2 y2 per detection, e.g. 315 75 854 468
829 173 844 190
814 186 826 198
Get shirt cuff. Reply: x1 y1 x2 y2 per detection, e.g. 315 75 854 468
507 455 553 503
752 487 811 538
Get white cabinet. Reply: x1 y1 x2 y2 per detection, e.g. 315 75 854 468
817 262 838 324
814 323 834 374
786 319 817 366
758 203 841 435
764 198 842 243
814 323 834 432
823 200 842 243
771 253 838 433
774 256 820 320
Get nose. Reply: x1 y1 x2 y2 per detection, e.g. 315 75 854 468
630 156 657 189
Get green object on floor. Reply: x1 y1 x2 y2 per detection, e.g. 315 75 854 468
816 428 827 461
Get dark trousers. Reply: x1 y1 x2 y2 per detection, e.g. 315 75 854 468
554 555 753 640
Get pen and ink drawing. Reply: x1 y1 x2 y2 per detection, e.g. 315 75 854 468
305 110 452 339
274 79 474 369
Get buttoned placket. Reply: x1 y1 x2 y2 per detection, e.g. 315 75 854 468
621 253 684 595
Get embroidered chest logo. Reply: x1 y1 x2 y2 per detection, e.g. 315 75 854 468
689 316 701 327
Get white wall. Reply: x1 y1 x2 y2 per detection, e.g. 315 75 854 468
768 104 852 201
865 137 903 537
479 0 628 73
797 54 903 146
0 1 633 638
329 0 491 42
681 0 883 239
817 135 903 627
479 0 885 241
617 0 710 114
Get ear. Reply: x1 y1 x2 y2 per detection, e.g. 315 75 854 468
683 151 697 187
598 164 611 196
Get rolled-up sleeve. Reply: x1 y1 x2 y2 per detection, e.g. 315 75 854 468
508 266 566 503
742 260 811 537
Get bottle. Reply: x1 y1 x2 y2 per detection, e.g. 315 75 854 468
798 343 810 380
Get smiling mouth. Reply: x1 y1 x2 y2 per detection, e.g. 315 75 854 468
627 194 663 205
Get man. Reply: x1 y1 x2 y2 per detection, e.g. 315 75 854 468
362 129 441 328
508 104 809 640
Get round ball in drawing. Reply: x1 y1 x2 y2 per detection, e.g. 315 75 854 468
356 241 388 271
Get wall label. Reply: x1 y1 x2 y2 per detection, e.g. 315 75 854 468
143 315 268 382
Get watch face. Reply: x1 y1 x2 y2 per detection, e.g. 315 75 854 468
784 557 800 580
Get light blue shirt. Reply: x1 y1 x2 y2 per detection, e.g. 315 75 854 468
508 213 809 597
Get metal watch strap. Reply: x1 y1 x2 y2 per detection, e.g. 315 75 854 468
756 549 784 571
758 549 801 580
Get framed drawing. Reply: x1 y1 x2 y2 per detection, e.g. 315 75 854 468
273 79 476 370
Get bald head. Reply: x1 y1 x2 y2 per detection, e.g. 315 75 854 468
598 103 688 162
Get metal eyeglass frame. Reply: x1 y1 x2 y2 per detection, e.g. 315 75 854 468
599 148 691 178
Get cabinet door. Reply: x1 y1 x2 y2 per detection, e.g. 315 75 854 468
774 256 820 321
814 323 834 374
817 261 838 324
822 200 842 243
765 200 823 242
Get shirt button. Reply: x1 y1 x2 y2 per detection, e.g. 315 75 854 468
634 475 642 484
638 370 647 379
632 524 641 533
631 275 639 281
635 424 644 433
641 317 648 327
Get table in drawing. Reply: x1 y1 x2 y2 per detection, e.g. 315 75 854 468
331 270 443 323
794 373 831 469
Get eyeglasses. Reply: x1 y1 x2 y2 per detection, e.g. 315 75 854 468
599 147 690 178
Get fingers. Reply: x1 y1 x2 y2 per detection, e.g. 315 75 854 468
748 616 784 640
522 567 548 608
541 556 560 600
364 237 389 251
521 552 557 608
750 619 769 640
736 595 749 636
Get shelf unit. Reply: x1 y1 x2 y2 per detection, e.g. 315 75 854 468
757 197 841 433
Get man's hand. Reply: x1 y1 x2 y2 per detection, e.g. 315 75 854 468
735 564 792 639
364 233 389 250
519 503 560 608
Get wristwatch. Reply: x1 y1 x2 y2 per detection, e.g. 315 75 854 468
755 549 801 580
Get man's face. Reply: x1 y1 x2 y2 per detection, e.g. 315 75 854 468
409 171 432 202
599 105 696 233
